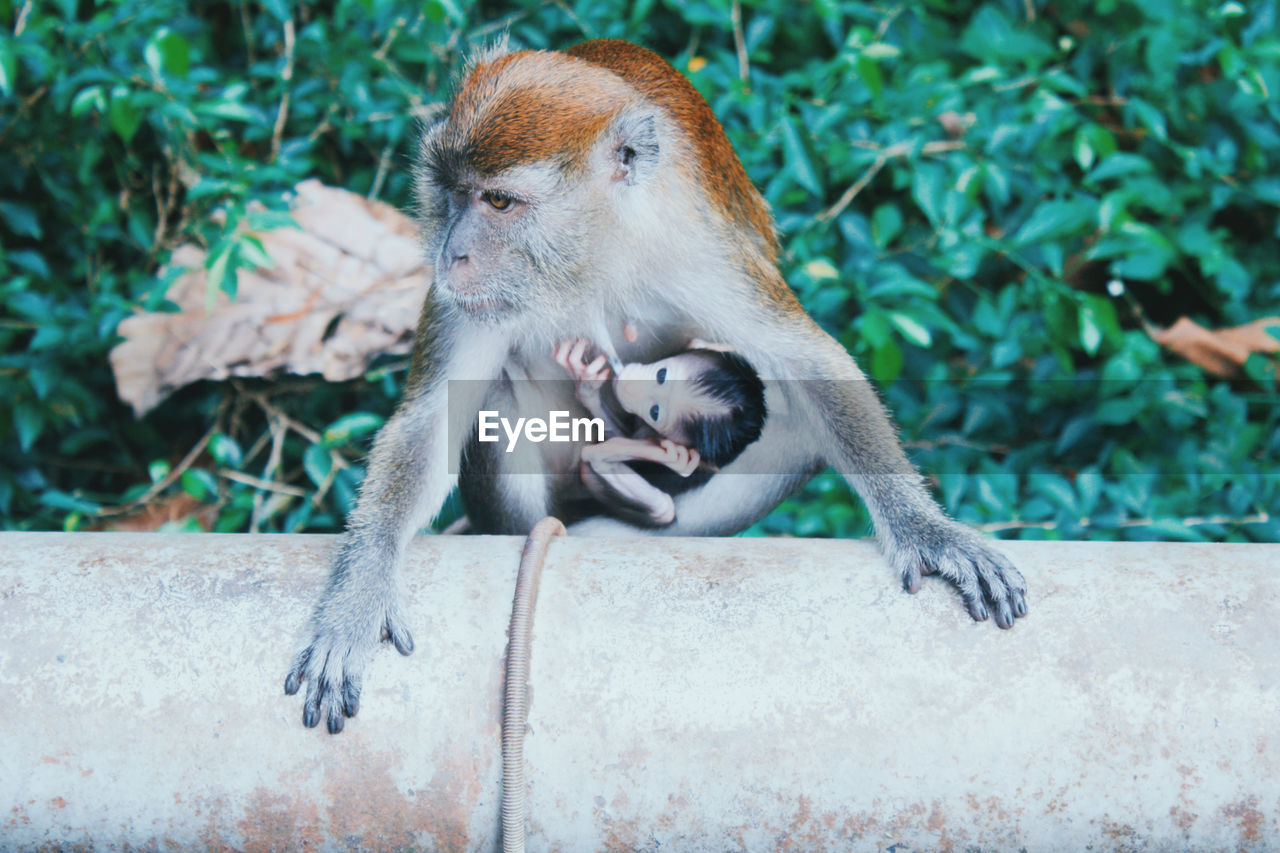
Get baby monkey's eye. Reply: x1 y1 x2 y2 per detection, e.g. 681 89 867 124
481 190 514 211
649 404 660 422
656 367 667 385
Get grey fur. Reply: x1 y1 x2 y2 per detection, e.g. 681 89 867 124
285 45 1027 734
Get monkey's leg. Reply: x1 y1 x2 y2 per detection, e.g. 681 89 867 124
796 329 1028 628
285 320 505 733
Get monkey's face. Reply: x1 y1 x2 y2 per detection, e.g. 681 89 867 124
412 48 666 325
415 146 581 323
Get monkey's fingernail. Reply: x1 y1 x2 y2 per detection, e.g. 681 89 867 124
328 714 345 735
284 672 301 695
995 605 1014 629
970 601 988 621
343 684 361 717
392 629 415 656
304 707 319 728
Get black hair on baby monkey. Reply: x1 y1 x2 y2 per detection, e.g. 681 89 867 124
680 349 767 468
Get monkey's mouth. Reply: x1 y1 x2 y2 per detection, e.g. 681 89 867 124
444 289 514 319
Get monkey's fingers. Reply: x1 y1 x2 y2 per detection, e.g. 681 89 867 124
298 648 351 734
283 646 311 696
381 613 415 656
892 524 1028 629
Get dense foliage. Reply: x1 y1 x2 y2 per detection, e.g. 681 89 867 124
2 0 1278 539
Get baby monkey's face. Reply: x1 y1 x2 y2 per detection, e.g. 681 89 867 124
613 352 728 442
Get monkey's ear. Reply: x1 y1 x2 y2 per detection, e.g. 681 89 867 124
610 112 660 186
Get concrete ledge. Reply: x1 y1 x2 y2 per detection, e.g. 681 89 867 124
1 533 1277 850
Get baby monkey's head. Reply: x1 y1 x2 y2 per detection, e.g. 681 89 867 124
613 348 767 468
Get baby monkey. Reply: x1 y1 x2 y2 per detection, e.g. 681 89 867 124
553 338 767 526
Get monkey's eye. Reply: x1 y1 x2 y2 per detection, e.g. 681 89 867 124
480 190 514 211
649 404 660 422
656 367 667 385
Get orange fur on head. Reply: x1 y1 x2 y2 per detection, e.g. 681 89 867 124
440 41 778 263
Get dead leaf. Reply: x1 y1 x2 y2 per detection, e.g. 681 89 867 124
110 180 430 416
1153 315 1280 377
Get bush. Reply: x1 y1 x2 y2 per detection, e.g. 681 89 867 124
2 0 1278 539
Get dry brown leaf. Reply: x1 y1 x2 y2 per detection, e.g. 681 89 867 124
1153 315 1280 377
110 180 430 416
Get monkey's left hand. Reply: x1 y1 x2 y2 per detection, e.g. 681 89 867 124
889 519 1028 629
284 567 414 733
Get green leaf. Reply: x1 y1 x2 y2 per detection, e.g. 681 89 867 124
237 234 274 270
149 460 172 483
322 412 385 446
1079 303 1102 355
246 209 299 231
209 433 243 468
0 36 15 97
303 443 333 487
779 115 821 195
145 28 191 78
108 87 143 143
1085 153 1153 185
180 468 219 502
41 490 101 515
430 0 467 27
1128 98 1167 141
205 241 236 303
870 339 903 382
14 402 43 451
871 204 903 248
889 312 932 347
0 201 41 238
71 86 107 117
1013 197 1095 246
195 101 259 123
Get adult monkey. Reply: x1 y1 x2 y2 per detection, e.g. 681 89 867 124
285 39 1028 733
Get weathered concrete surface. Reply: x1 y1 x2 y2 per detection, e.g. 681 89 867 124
1 534 1277 851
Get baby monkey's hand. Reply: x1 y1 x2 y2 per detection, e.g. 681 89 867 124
657 439 701 477
553 338 611 388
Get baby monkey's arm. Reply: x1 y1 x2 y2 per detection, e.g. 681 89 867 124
580 438 701 526
553 338 627 437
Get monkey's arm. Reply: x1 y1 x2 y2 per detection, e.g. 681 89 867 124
284 311 507 733
580 437 699 525
781 320 1027 627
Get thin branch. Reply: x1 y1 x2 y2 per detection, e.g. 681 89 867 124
874 5 903 39
817 140 965 224
368 144 393 201
14 0 32 35
977 511 1271 534
250 409 287 532
91 422 218 517
373 16 407 61
219 469 308 497
238 0 256 68
270 18 296 163
730 0 749 82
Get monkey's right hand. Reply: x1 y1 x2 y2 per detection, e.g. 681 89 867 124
284 592 414 734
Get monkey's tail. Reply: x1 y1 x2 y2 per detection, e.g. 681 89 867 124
502 516 567 853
